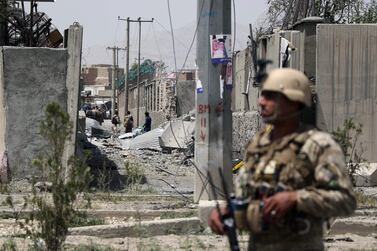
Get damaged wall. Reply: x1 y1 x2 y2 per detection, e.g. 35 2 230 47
232 111 261 159
0 47 68 178
119 77 177 129
176 80 195 116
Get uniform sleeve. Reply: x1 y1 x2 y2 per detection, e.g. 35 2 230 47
296 132 357 218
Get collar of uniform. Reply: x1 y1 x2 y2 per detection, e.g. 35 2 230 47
258 123 311 148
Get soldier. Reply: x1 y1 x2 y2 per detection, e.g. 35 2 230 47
208 68 356 251
111 110 120 135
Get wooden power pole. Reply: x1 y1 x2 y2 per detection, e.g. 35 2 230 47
117 17 153 126
106 46 126 118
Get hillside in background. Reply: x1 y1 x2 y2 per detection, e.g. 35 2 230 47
82 22 251 71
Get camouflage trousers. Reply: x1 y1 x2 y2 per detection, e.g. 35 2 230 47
248 220 324 251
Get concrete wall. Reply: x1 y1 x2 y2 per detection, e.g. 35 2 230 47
0 47 68 177
293 17 323 79
233 49 249 112
280 31 305 71
176 80 195 116
126 82 168 130
316 24 377 162
264 32 281 71
117 88 126 121
232 111 261 159
232 48 260 112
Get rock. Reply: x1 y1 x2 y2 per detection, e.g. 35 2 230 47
34 181 52 192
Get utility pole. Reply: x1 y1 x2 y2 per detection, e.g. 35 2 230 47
118 17 153 126
195 0 232 212
118 17 130 120
106 46 126 118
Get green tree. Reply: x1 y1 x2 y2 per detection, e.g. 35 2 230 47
332 118 364 185
352 0 377 23
265 0 369 30
25 102 91 251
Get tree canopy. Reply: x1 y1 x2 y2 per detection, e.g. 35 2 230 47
265 0 377 30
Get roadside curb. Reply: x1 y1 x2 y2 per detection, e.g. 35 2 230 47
68 217 202 238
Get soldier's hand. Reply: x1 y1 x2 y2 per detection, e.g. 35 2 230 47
208 207 226 235
263 191 297 219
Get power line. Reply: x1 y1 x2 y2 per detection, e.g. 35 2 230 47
118 17 154 126
106 46 126 118
167 0 178 73
232 0 237 55
153 19 190 50
162 0 226 200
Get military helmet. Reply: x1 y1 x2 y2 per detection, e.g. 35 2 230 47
262 68 311 107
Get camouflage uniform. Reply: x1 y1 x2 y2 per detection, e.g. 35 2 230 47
235 125 356 251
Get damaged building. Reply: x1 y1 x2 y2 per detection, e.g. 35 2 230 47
117 60 196 129
81 64 125 111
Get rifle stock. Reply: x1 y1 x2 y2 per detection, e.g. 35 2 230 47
208 168 240 251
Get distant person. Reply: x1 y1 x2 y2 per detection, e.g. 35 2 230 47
143 111 152 132
94 106 104 125
111 110 120 134
86 106 103 125
124 111 134 133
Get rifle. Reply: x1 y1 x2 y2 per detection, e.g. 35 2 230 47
255 59 273 85
208 168 240 251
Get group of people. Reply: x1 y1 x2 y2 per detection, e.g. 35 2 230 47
111 111 152 134
85 105 104 125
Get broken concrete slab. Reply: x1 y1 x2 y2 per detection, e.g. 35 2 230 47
159 119 195 150
86 118 111 139
69 217 201 238
119 128 164 151
118 132 133 139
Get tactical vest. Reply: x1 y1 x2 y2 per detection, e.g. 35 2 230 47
244 127 317 197
235 127 322 237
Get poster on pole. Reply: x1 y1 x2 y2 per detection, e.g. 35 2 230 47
210 34 232 64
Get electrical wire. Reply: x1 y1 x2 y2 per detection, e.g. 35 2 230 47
167 0 178 73
154 19 190 50
232 0 236 55
142 22 153 47
163 0 227 201
157 178 192 201
166 0 210 199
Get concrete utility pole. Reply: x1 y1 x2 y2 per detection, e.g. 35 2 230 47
63 23 83 181
118 17 130 118
118 17 153 126
195 0 232 214
107 46 126 118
